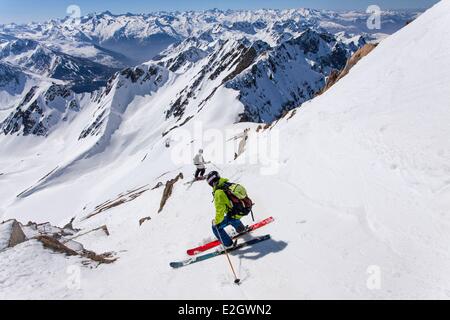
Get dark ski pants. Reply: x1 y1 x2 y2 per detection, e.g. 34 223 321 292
195 168 205 178
212 216 245 247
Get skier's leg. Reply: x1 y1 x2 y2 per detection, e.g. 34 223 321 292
199 168 205 177
194 168 200 178
230 218 246 233
212 219 233 247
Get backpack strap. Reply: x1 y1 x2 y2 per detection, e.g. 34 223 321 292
220 182 241 204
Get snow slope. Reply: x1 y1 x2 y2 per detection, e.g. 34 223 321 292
0 1 449 299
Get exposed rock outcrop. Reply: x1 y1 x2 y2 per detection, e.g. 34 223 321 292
0 218 117 265
0 84 79 136
152 182 164 190
67 225 110 240
63 217 81 233
139 217 151 226
0 219 27 250
84 185 150 220
158 173 184 213
36 235 116 264
36 235 78 256
226 29 359 122
319 43 377 95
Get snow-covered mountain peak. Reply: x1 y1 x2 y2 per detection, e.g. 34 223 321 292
0 8 419 65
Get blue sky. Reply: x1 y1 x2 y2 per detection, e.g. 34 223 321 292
0 0 440 24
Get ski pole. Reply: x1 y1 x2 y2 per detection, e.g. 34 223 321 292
209 162 221 171
214 223 240 285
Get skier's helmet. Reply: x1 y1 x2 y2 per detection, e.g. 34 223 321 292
206 171 220 187
199 149 203 154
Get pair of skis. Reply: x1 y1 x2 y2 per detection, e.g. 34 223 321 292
184 176 206 189
169 216 274 268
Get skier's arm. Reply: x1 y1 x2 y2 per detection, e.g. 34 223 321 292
214 190 230 225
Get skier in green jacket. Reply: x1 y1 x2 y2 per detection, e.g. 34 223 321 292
206 171 247 249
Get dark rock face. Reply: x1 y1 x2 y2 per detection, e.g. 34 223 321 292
0 62 25 87
161 47 206 72
1 99 46 136
164 40 258 121
0 38 38 58
222 46 257 83
162 29 362 123
79 110 106 139
0 84 78 136
118 65 163 85
225 29 361 123
44 84 71 102
165 95 189 120
227 21 257 35
19 86 39 107
22 101 47 136
69 100 79 111
292 29 322 54
120 67 145 83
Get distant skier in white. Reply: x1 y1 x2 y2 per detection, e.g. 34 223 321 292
193 149 207 179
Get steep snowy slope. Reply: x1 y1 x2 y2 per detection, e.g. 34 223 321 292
0 1 449 299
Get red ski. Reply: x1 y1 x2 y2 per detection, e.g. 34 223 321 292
187 216 274 256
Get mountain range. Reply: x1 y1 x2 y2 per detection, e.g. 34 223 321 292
0 8 419 136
